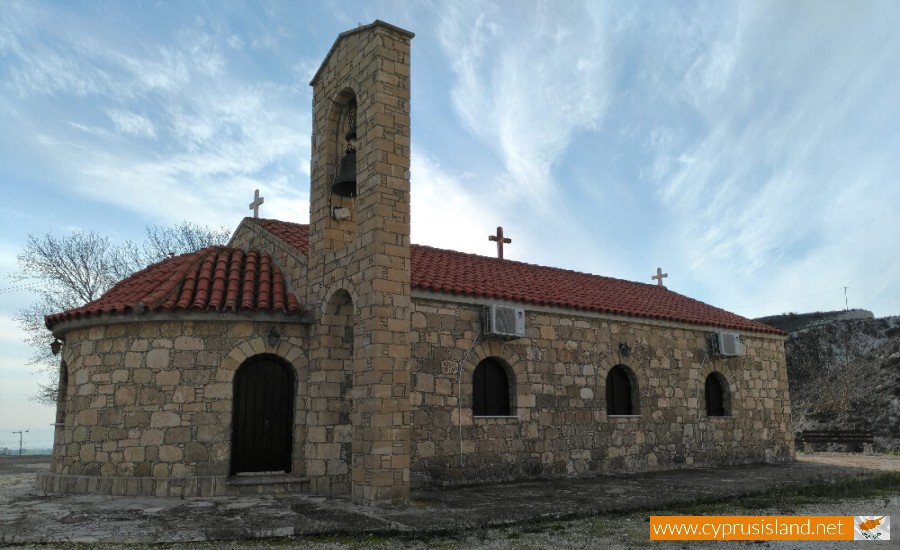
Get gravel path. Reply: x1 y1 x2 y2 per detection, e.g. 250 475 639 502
7 493 896 550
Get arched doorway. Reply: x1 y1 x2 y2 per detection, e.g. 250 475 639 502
231 355 295 474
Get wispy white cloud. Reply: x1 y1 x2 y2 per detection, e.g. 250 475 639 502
107 109 156 139
1 10 188 101
0 3 311 229
685 39 738 105
436 0 613 208
645 0 900 316
410 152 497 255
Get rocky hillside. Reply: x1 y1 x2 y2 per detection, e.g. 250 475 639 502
759 312 900 451
756 309 875 333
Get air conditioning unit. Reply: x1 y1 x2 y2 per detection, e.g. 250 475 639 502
709 332 742 357
483 305 525 338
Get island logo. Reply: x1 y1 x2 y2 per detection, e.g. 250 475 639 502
854 516 890 541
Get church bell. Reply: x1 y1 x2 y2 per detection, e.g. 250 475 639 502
331 102 358 197
331 146 357 197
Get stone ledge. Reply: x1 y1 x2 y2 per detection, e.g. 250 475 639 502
36 471 313 498
36 472 220 497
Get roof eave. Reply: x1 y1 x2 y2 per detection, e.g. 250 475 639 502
48 309 314 338
410 287 785 337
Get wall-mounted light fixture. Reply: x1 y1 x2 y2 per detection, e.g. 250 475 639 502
267 327 281 348
50 339 63 356
618 342 631 358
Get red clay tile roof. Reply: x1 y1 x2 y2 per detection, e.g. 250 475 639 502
47 218 780 335
46 247 304 330
411 246 781 334
249 219 781 335
254 218 310 253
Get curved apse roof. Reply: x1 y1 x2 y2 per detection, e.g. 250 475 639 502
46 247 304 330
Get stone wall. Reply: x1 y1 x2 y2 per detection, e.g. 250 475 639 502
38 317 309 497
39 293 794 498
408 296 794 488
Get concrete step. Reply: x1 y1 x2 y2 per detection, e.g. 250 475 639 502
226 474 310 496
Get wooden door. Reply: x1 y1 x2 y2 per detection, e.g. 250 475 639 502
231 356 294 474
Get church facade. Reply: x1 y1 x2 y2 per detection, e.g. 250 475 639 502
39 21 793 506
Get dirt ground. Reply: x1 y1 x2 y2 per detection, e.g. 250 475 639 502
0 455 51 475
1 453 897 549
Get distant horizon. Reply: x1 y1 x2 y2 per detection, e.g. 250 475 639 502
0 427 54 453
753 307 876 320
0 447 52 456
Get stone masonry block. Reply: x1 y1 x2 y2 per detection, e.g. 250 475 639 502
146 348 170 370
174 336 204 350
150 411 180 428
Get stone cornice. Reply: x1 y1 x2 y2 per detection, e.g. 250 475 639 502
411 289 786 341
50 310 313 338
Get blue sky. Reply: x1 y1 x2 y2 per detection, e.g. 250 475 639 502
1 0 899 448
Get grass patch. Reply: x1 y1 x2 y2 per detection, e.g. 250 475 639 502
408 498 440 509
286 533 395 548
663 471 900 515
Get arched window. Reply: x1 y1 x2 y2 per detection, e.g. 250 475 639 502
606 365 637 415
472 358 511 416
705 372 730 416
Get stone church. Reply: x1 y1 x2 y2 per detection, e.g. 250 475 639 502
39 21 794 506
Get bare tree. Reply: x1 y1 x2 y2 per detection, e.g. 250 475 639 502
786 320 881 424
143 221 231 262
10 223 230 405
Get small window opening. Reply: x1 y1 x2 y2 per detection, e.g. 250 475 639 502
705 372 730 416
606 365 637 415
473 358 511 416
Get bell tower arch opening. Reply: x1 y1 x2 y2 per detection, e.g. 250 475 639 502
324 90 358 251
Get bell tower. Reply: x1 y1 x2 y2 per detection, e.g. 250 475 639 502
307 21 414 506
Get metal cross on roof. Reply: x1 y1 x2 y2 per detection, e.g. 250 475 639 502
489 226 512 259
249 189 264 218
652 267 668 287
